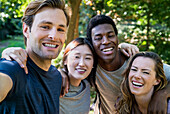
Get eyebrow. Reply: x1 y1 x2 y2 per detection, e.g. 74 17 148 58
94 31 115 36
39 20 52 25
86 53 93 57
39 20 66 28
75 53 93 57
131 66 151 71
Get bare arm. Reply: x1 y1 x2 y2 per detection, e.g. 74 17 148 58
0 73 13 102
2 47 28 74
148 63 170 113
58 68 70 97
119 42 139 57
148 82 170 114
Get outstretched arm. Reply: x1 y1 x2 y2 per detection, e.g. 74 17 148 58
1 47 28 74
119 42 139 57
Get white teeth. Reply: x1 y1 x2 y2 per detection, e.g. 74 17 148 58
132 81 143 86
44 43 56 48
102 48 113 52
77 69 85 72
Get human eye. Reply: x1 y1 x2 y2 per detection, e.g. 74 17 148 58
75 55 80 59
131 68 137 71
40 25 50 30
143 72 150 75
108 33 115 38
85 56 92 60
58 28 65 32
94 36 102 41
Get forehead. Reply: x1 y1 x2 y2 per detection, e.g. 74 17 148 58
69 45 93 55
33 7 67 27
132 57 155 69
91 24 115 35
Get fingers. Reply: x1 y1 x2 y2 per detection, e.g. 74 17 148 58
15 49 28 74
65 79 69 94
1 47 28 74
1 54 12 61
119 43 139 57
59 68 70 97
131 45 139 56
127 48 132 57
23 66 28 74
120 49 130 57
60 87 66 97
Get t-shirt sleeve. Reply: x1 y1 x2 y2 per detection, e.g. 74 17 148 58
163 63 170 81
0 58 25 96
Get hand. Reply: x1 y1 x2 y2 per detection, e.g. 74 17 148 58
2 47 28 74
119 43 139 57
59 68 70 97
147 83 170 114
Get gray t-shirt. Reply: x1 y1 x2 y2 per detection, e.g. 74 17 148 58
94 60 170 114
60 79 90 114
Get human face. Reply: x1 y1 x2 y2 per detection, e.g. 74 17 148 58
128 57 160 97
91 24 118 63
24 7 67 60
65 45 94 81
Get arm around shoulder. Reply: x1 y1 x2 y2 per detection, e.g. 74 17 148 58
163 63 170 81
0 72 13 102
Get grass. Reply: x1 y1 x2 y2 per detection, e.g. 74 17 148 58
0 35 25 57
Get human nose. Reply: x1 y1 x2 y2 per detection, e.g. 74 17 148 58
134 71 142 79
79 57 85 67
48 28 58 41
102 35 110 44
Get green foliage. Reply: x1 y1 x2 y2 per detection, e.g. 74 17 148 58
52 47 65 69
79 0 170 64
1 0 169 64
0 0 31 40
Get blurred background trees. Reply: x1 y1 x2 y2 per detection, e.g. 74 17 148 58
0 0 169 64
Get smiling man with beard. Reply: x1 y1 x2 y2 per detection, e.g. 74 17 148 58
0 0 69 113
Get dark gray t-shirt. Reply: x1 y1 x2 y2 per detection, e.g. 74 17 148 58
0 57 62 114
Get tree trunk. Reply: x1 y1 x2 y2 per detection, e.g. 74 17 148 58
66 0 82 46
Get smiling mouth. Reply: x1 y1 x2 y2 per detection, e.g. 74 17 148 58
101 47 113 52
76 68 86 74
77 69 85 72
43 43 58 48
132 81 143 87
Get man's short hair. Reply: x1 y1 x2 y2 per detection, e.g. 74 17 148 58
86 15 118 44
22 0 69 46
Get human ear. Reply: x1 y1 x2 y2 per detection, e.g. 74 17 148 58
154 79 161 86
23 22 29 39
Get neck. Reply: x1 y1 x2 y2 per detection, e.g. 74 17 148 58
98 50 126 71
135 88 154 114
27 50 51 71
69 76 81 87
